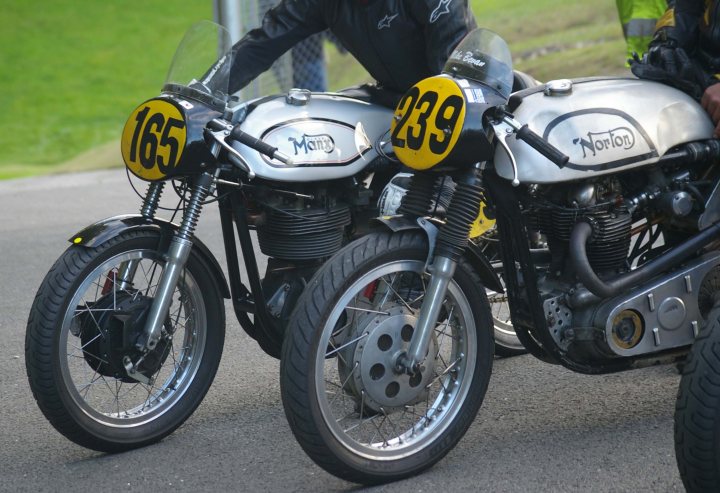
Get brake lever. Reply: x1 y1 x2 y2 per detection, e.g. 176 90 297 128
491 118 521 187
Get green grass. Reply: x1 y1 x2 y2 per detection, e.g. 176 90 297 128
0 1 210 179
0 0 628 179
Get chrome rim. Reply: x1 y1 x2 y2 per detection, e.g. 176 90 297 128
59 249 206 427
314 260 477 461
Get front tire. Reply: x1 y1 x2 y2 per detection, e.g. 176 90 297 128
25 229 225 452
281 231 493 484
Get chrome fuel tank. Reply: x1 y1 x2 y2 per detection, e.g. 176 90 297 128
495 78 714 184
233 91 393 182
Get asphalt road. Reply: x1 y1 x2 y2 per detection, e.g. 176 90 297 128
0 170 685 492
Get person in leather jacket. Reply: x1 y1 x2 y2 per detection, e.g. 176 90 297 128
203 0 477 107
631 0 720 135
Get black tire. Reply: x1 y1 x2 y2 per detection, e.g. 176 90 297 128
280 231 493 484
25 229 225 452
675 307 720 492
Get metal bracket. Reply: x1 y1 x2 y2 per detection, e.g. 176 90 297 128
416 217 439 272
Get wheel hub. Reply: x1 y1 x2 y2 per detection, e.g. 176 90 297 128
343 307 437 413
79 291 172 383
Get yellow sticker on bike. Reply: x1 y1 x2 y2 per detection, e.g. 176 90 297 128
390 76 467 170
121 99 187 181
469 200 496 238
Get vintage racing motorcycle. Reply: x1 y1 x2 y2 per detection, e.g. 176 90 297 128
24 21 527 453
279 28 720 490
24 20 400 452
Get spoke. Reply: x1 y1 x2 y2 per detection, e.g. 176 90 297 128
328 362 358 407
368 412 389 447
345 306 391 316
76 372 106 397
379 276 416 314
380 407 403 445
74 298 106 337
342 410 384 434
376 273 398 308
326 332 369 358
425 355 463 391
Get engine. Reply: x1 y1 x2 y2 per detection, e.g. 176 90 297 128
528 179 633 275
524 163 720 363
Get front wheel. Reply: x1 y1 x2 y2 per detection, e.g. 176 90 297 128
280 231 493 484
25 229 225 452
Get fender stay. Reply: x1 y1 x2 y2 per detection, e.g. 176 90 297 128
373 215 504 293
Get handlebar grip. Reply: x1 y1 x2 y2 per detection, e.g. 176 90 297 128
229 126 289 164
516 124 569 168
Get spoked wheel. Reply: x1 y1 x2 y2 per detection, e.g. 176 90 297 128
281 232 493 484
474 233 527 357
26 229 225 452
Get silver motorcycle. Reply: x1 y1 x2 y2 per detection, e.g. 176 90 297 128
279 28 720 490
24 20 398 452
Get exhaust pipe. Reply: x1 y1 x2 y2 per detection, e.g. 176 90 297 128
570 220 720 301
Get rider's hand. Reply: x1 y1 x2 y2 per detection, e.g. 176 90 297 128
701 83 720 137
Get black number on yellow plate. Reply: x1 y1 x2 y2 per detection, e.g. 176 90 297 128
122 99 187 180
390 76 467 170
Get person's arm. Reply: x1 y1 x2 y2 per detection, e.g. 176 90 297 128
653 0 704 51
657 0 720 134
408 0 477 74
226 0 327 93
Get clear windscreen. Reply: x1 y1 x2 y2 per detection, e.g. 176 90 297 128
163 20 233 109
443 28 514 100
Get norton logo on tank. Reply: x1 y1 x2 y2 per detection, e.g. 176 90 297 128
572 126 635 159
261 120 360 166
544 109 656 169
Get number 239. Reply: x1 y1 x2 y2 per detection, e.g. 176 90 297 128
391 88 464 155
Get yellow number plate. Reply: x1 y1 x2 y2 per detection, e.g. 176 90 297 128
121 99 187 181
390 76 467 170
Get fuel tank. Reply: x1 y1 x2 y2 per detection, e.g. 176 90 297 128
233 90 393 182
494 77 714 184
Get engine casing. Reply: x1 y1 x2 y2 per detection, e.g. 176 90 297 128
495 78 714 184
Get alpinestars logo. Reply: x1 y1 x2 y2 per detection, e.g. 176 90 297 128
377 13 399 29
430 0 453 23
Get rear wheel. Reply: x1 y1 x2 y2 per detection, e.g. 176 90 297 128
675 297 720 491
25 229 225 452
281 231 493 484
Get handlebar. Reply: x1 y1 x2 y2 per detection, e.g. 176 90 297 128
515 124 569 168
228 127 294 166
205 119 294 167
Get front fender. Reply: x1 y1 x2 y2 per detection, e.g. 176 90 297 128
70 214 230 299
372 215 504 293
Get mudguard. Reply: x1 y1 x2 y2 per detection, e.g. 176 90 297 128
69 214 230 299
373 215 504 293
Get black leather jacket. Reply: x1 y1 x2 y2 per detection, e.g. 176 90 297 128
659 0 720 69
223 0 476 95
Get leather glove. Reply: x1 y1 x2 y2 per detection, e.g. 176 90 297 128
630 43 715 100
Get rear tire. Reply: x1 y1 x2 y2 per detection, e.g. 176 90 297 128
281 231 493 484
675 307 720 492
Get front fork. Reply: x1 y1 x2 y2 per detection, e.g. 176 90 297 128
398 165 485 374
116 181 166 291
132 173 215 357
